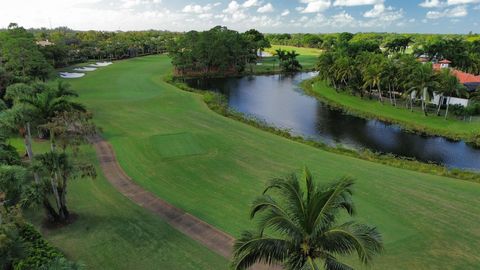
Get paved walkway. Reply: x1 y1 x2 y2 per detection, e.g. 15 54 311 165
91 135 278 270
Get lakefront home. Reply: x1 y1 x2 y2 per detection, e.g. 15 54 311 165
419 57 480 107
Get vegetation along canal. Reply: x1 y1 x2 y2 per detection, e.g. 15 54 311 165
187 72 480 171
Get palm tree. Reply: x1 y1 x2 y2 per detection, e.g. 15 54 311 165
436 69 468 119
362 63 383 102
332 56 356 90
406 63 438 116
317 53 338 90
231 167 383 270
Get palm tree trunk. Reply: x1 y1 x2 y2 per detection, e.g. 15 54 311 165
378 85 384 104
445 97 451 120
393 88 397 106
436 96 443 116
24 122 40 184
43 198 60 222
49 132 65 222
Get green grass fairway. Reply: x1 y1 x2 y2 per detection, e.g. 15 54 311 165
307 81 480 144
65 55 480 269
26 145 226 269
253 45 321 73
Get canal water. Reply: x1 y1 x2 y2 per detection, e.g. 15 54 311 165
186 72 480 171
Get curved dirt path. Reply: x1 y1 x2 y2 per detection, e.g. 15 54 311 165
91 135 278 270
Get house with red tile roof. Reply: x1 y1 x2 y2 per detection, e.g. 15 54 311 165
420 58 479 107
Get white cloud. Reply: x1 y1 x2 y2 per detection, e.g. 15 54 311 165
257 3 274 13
361 2 403 21
281 9 290 16
242 0 259 8
363 3 385 17
223 1 241 13
298 0 331 13
419 0 444 8
426 5 468 18
182 4 213 14
333 0 382 6
447 0 480 5
420 0 480 7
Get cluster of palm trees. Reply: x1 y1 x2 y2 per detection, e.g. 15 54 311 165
317 51 468 119
275 49 303 72
0 81 96 223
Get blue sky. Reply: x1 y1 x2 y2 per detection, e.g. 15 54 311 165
1 0 479 33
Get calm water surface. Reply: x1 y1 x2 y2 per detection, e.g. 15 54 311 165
187 72 480 171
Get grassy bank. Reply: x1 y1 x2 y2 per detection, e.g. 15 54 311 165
11 144 226 269
168 76 480 183
302 80 480 146
62 55 480 269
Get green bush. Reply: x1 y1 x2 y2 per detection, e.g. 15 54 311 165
13 224 65 270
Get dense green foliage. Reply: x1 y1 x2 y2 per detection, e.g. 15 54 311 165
317 38 476 120
17 26 175 68
168 26 269 76
0 24 53 87
232 168 383 270
0 23 97 269
413 37 480 74
0 206 79 270
275 49 302 72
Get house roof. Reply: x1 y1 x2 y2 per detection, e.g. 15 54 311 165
439 59 452 64
452 70 480 84
36 40 54 46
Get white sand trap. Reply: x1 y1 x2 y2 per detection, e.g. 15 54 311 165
59 72 85 79
74 67 97 72
90 61 112 67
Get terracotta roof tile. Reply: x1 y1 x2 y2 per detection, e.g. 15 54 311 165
452 70 480 84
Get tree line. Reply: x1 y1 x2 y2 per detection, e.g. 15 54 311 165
1 23 177 69
317 35 480 119
1 24 96 269
168 26 270 76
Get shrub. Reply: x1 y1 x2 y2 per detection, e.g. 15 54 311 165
13 223 65 270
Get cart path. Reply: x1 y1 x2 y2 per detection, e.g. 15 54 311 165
90 135 278 270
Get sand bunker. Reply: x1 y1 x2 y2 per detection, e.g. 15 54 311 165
90 61 113 67
74 67 97 72
59 72 85 79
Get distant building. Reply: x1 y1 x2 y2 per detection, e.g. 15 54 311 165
36 39 54 47
423 58 480 107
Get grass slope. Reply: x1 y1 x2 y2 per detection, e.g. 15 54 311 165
68 55 480 269
305 81 480 144
23 143 226 269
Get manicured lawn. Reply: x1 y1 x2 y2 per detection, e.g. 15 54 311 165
253 44 321 73
265 44 323 56
306 81 480 144
23 145 227 269
65 55 480 269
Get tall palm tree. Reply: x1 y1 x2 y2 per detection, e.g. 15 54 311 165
317 53 338 90
436 69 468 119
333 56 356 90
231 167 383 270
406 63 438 116
362 63 383 102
